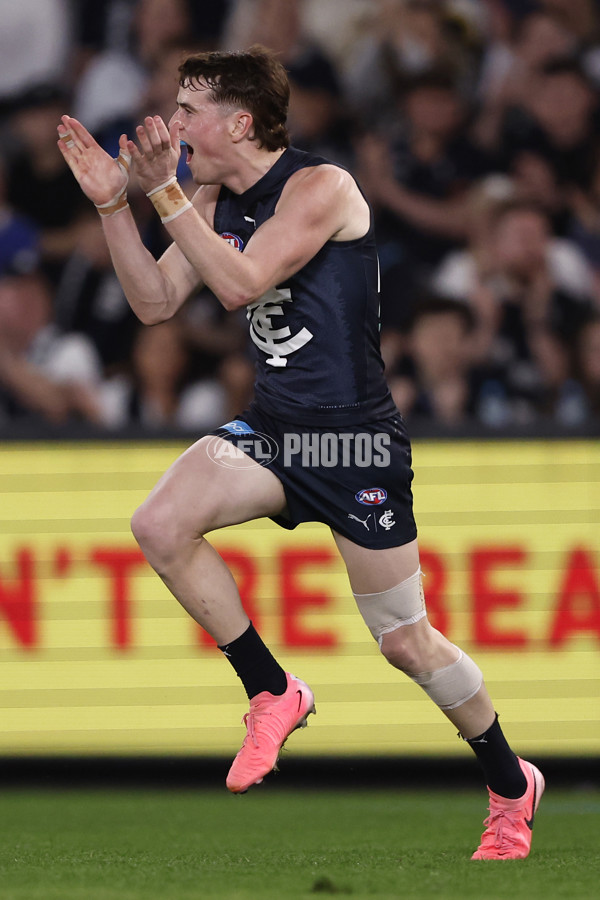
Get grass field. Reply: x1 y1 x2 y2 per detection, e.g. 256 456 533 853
0 783 598 900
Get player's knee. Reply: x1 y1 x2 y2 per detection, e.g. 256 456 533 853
380 627 483 708
354 568 426 668
379 628 427 673
131 498 180 567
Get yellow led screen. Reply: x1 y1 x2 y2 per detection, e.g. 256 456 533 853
0 440 599 757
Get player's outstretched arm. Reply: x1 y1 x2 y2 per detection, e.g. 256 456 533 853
57 115 200 324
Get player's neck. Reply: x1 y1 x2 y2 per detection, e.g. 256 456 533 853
224 147 287 195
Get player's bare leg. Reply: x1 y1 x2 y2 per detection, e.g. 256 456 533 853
131 435 286 644
331 533 496 734
333 531 544 859
131 435 314 792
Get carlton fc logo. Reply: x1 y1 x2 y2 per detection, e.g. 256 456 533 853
220 232 244 251
247 287 313 367
356 487 388 505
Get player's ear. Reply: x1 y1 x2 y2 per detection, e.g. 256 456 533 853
231 111 253 142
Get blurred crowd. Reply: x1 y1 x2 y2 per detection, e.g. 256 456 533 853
1 0 600 433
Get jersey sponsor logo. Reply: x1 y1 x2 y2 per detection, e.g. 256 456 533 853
247 287 313 367
220 420 255 435
220 232 244 250
355 487 387 506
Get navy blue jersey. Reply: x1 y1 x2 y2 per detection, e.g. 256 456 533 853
213 146 396 425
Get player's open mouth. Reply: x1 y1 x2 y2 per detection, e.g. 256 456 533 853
184 143 194 164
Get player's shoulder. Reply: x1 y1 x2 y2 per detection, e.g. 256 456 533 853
286 160 355 193
279 162 361 215
278 159 369 239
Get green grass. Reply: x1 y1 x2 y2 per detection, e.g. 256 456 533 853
0 784 598 899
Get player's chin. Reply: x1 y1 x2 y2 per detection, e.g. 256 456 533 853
187 162 201 184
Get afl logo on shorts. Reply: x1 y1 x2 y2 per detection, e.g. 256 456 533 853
355 487 388 506
220 232 244 251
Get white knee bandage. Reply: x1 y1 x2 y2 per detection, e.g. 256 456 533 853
411 648 483 710
353 568 426 646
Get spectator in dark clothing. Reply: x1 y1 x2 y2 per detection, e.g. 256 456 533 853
475 6 580 153
495 58 600 190
481 200 594 422
566 155 600 280
571 313 600 420
5 84 89 284
54 212 138 373
387 296 483 426
181 288 255 421
98 317 225 431
286 47 356 171
0 267 103 425
356 69 492 286
0 153 40 276
355 68 493 335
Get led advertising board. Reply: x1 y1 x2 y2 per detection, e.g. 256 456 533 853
0 440 598 757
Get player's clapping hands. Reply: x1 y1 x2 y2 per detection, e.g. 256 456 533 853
57 113 182 207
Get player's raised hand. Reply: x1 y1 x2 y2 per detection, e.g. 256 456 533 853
57 116 129 206
126 115 182 195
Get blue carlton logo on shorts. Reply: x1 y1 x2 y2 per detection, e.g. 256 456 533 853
355 487 387 505
221 420 255 435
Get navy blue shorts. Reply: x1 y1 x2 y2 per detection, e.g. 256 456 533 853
210 403 418 550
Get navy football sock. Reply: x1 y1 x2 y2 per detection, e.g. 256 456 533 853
218 622 287 699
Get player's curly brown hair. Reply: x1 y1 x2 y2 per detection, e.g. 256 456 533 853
178 45 289 151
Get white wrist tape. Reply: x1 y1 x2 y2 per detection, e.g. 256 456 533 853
146 176 178 196
95 151 132 217
411 648 483 710
146 177 192 223
96 183 128 217
353 568 426 646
